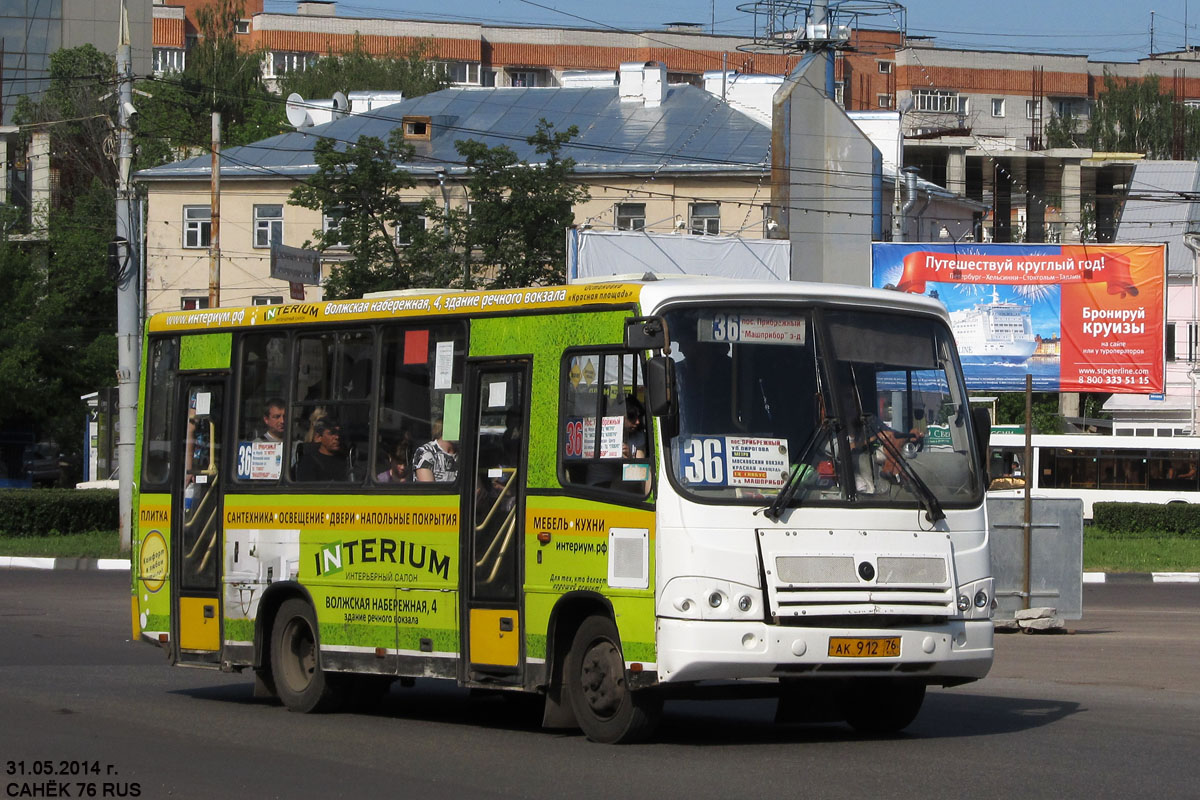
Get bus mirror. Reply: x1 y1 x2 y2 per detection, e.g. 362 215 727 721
644 356 675 417
624 316 668 351
971 407 991 468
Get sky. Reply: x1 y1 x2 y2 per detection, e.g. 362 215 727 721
263 1 1192 63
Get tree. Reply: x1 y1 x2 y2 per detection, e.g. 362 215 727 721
278 36 449 101
13 44 117 212
1087 72 1200 159
451 120 590 289
292 118 589 298
0 182 117 462
135 0 285 165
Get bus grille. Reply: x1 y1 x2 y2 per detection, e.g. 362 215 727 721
770 555 954 618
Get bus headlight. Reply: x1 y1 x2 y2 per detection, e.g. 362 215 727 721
955 577 995 620
660 578 762 621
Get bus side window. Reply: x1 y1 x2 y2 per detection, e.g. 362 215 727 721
234 333 290 483
560 350 651 496
142 337 179 490
376 324 467 486
291 330 374 483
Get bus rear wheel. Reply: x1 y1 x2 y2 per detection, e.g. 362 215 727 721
564 615 662 744
271 598 343 713
839 680 925 734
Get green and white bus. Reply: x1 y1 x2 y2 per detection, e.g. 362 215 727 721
131 277 994 743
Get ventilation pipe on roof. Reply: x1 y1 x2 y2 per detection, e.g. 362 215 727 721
619 62 667 107
897 166 920 243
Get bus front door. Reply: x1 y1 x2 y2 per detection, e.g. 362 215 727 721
461 361 529 685
172 377 225 665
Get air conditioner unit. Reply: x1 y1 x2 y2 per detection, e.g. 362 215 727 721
805 23 828 39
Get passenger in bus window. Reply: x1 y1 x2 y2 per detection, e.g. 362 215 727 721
255 398 286 443
295 418 348 482
377 430 414 483
414 419 458 483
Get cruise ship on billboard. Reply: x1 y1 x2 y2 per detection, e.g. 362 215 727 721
948 288 1037 364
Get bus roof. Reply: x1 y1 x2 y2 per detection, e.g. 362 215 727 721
147 278 950 335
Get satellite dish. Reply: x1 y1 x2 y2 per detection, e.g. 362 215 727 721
332 91 349 117
285 93 311 129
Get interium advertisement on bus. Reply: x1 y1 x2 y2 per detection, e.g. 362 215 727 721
871 243 1166 393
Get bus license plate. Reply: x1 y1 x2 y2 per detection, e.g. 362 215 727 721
828 637 901 658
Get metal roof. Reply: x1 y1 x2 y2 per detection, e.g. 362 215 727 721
135 84 771 183
1115 160 1200 276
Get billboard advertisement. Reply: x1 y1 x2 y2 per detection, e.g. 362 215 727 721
871 243 1166 393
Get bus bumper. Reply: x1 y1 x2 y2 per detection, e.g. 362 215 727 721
655 617 993 684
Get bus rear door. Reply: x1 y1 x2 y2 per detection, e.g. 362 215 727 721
461 361 529 685
172 376 226 665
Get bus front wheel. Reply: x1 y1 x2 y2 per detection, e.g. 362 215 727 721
564 615 662 744
271 598 343 713
839 680 925 734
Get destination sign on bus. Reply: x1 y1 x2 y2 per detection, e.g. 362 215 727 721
679 436 790 488
698 314 806 345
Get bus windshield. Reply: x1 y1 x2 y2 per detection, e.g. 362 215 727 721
663 304 983 511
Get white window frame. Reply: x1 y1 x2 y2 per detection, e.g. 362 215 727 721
688 202 720 236
991 98 1005 117
253 204 283 249
153 48 185 75
393 203 428 246
914 89 967 114
322 207 348 249
877 60 894 74
877 93 894 109
181 296 209 310
437 61 481 85
1026 99 1043 120
509 70 538 88
271 51 313 77
235 20 250 35
834 82 845 106
251 296 283 306
183 206 211 249
615 202 646 231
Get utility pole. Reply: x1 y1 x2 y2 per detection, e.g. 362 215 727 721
209 112 220 308
115 0 140 554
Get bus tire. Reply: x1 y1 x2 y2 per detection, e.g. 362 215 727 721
839 680 925 735
564 615 662 744
271 598 343 713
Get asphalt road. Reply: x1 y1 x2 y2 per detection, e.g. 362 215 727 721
0 571 1197 799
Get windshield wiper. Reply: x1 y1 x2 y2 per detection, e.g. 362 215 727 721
762 420 831 522
861 414 945 523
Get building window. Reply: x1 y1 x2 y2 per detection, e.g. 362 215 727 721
1167 322 1177 362
153 48 185 75
615 203 646 231
834 82 845 106
235 19 250 35
271 52 313 77
403 116 431 140
322 208 347 248
183 206 211 249
393 203 427 246
509 70 538 88
253 205 283 249
877 61 894 74
991 98 1005 117
436 61 481 85
877 93 894 109
914 89 967 114
689 202 720 236
252 296 284 306
1026 99 1042 120
181 297 210 310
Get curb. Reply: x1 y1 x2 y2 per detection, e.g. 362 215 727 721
1083 571 1200 584
0 556 130 571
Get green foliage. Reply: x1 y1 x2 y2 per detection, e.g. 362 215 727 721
0 182 117 453
278 36 449 100
12 44 117 211
135 0 285 163
0 529 120 559
1087 71 1200 158
1044 111 1084 149
296 118 589 298
0 489 118 538
451 120 590 289
991 392 1064 434
1091 502 1200 537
